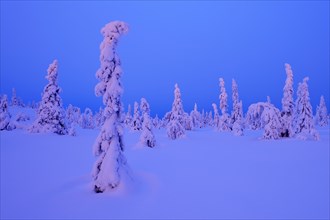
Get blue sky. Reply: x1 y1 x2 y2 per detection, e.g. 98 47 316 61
1 1 329 117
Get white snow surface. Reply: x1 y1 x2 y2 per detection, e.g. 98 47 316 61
1 107 329 219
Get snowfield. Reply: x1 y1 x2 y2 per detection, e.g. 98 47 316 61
0 107 329 219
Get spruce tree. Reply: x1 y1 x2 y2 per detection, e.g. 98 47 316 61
281 63 295 137
293 77 319 140
315 96 328 127
29 60 67 135
92 21 129 193
167 84 185 139
219 78 230 131
140 98 156 147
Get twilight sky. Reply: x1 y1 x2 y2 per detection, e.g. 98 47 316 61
1 1 329 117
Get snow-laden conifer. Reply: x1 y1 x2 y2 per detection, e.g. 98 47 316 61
232 101 244 136
29 60 67 135
140 98 156 147
124 104 133 127
315 96 328 127
219 78 231 131
153 114 161 129
231 79 243 135
11 88 18 106
140 98 150 117
68 122 77 136
206 111 213 126
0 95 15 130
212 103 219 128
94 107 105 128
79 108 95 129
132 102 142 130
167 84 185 139
281 63 295 137
261 103 282 139
66 104 81 125
92 21 129 193
293 77 319 140
190 103 201 129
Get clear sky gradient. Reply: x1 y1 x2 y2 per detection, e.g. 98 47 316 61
1 1 329 117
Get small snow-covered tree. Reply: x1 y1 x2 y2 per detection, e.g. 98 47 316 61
11 88 18 106
66 105 81 125
190 103 201 129
29 60 67 135
140 98 150 117
153 114 161 129
92 21 129 193
232 101 244 136
124 104 133 127
206 111 213 126
94 107 105 128
167 84 185 139
132 101 142 130
218 78 231 131
315 96 328 127
139 98 156 147
79 108 95 129
0 95 15 130
281 63 295 137
293 77 319 140
212 103 219 128
68 122 77 136
183 113 193 131
231 79 243 135
261 104 282 139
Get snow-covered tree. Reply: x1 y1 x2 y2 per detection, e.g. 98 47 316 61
132 101 142 130
124 104 132 127
190 103 201 129
261 104 282 139
94 107 105 128
206 111 213 126
212 103 219 128
231 79 243 135
218 78 231 131
232 101 244 136
92 21 129 193
153 114 161 129
0 95 15 131
167 84 185 139
139 98 156 147
281 63 295 137
79 108 95 129
140 98 150 117
68 122 77 136
246 102 282 139
29 60 67 135
293 77 319 140
315 96 328 127
66 104 81 125
11 88 18 106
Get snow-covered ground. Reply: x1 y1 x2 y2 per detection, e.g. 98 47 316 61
1 107 329 219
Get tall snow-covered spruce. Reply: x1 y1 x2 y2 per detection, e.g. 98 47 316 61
167 84 185 139
29 60 67 135
92 21 129 193
293 77 319 140
218 78 231 131
281 63 295 137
